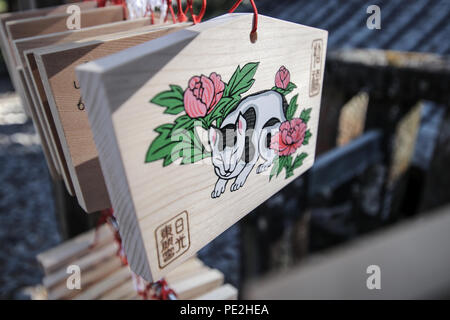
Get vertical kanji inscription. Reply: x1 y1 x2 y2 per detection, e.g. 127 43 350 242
309 39 323 97
155 211 190 269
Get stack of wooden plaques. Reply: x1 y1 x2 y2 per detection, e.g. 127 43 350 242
31 225 237 300
0 1 187 212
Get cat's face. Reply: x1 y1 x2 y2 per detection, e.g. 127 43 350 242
209 115 247 178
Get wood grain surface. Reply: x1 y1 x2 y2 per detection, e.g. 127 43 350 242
77 14 327 280
0 1 97 91
33 23 189 212
6 5 123 42
17 18 163 197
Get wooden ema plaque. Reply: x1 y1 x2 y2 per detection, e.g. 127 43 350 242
5 6 124 41
0 4 124 194
19 19 163 197
11 17 165 206
79 13 328 281
0 1 98 92
31 23 189 212
3 5 119 102
0 2 99 182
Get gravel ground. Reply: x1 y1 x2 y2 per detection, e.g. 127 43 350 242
0 94 61 299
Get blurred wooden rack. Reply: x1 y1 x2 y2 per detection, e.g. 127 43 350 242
25 225 237 300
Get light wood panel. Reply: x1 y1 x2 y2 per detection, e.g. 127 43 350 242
36 223 235 300
26 52 75 195
17 66 59 179
22 55 62 176
17 19 162 197
1 5 125 195
14 17 159 69
0 2 98 179
6 5 124 42
76 14 328 280
36 224 112 274
4 5 123 124
0 1 98 92
33 23 189 212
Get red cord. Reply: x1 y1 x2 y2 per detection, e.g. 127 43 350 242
147 5 155 25
164 0 177 24
133 274 177 300
175 0 188 22
84 0 127 20
178 0 206 24
151 279 178 300
92 209 176 299
229 0 258 39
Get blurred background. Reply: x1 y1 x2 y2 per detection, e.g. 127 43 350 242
0 0 449 299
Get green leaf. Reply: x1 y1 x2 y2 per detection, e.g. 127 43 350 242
299 108 312 124
286 168 294 179
292 152 308 169
217 97 241 126
276 156 286 177
284 156 293 172
272 82 297 96
270 155 296 181
172 129 210 165
205 96 235 126
224 62 259 98
145 124 178 165
150 84 185 115
269 156 279 181
303 130 312 145
172 115 194 133
286 94 299 120
145 124 211 166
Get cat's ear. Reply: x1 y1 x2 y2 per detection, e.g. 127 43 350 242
209 126 219 148
236 114 247 136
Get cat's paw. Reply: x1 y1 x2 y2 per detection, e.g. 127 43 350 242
211 180 226 198
256 163 272 174
230 179 245 192
211 190 222 198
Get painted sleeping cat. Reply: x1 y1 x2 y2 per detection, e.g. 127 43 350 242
208 90 288 198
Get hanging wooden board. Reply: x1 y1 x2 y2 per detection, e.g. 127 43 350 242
1 5 125 194
5 5 124 43
32 23 190 213
0 1 98 92
15 18 162 196
14 17 159 68
77 13 328 281
25 52 75 195
5 5 124 110
0 3 101 188
23 54 62 175
16 66 59 179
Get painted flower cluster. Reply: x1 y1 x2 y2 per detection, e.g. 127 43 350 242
146 63 312 181
184 73 225 118
268 66 312 180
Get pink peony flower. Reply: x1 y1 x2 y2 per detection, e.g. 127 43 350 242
275 66 290 89
184 72 225 118
271 118 307 156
